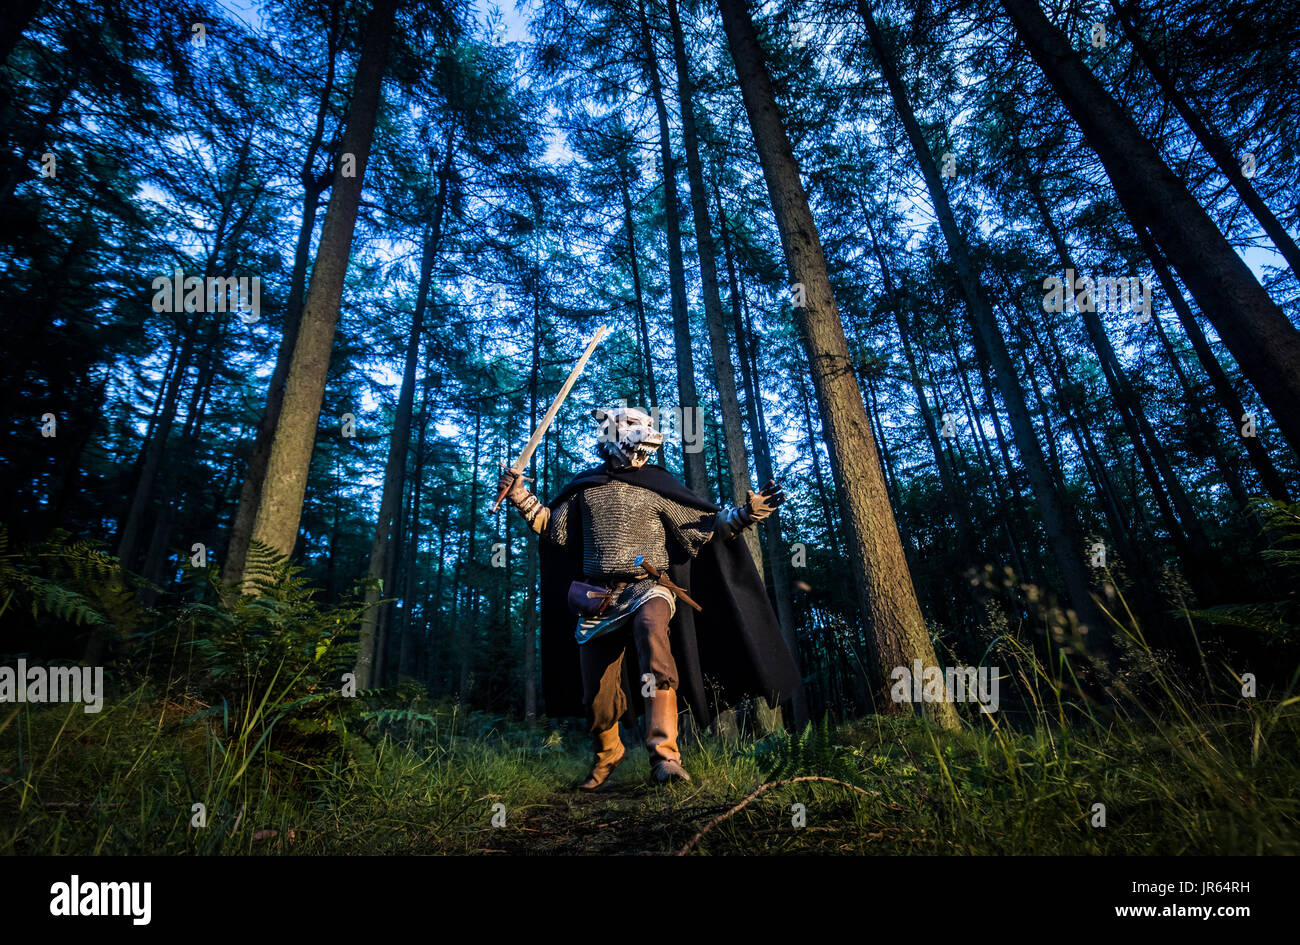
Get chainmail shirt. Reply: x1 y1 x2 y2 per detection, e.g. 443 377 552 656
541 477 719 644
544 478 716 581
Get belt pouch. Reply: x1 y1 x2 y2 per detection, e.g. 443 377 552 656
568 580 614 618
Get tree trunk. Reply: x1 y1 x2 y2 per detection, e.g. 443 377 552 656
115 328 193 569
118 156 253 569
460 412 483 702
355 142 452 687
1027 181 1220 602
716 204 807 727
863 373 904 532
638 0 708 497
1147 293 1251 511
717 0 958 728
667 0 759 565
966 335 1037 581
959 329 1032 581
620 173 659 409
864 213 973 559
1000 0 1300 455
241 0 398 572
399 341 433 681
795 365 842 560
523 269 544 720
1136 225 1291 501
859 0 1105 642
428 498 450 687
221 2 342 586
1113 0 1300 277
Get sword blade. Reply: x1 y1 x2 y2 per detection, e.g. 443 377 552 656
492 324 609 511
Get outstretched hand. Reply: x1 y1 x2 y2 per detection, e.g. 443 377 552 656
744 480 786 522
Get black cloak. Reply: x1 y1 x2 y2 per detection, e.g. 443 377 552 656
538 462 802 728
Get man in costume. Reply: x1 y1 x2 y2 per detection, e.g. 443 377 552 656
498 406 801 787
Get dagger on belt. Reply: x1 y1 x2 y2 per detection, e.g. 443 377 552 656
634 555 703 612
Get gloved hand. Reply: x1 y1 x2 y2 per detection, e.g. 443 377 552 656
497 469 530 506
744 480 786 523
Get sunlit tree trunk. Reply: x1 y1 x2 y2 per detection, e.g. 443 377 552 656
241 0 398 575
718 0 958 727
222 1 342 587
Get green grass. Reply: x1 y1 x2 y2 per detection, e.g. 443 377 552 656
3 524 1297 855
3 674 1296 855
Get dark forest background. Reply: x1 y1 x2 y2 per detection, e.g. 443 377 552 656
3 0 1299 732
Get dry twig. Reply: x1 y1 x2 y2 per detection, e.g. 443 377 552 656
677 776 879 856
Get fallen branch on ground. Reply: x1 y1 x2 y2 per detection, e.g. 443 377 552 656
676 776 879 856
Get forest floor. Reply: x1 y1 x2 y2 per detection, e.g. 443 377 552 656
442 741 897 856
3 687 1298 856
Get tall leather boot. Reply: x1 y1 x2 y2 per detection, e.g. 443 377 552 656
577 724 626 791
645 688 691 783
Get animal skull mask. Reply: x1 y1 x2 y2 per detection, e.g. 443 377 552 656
593 406 664 468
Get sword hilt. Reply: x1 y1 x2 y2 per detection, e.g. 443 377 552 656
491 466 531 513
490 483 511 514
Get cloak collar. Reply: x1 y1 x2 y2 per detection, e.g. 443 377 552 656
550 462 719 513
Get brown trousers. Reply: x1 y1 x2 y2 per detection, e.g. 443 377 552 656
580 596 677 732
